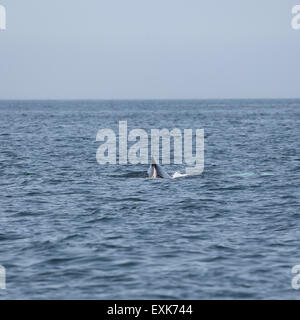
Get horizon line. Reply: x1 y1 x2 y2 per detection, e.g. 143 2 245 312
0 97 300 101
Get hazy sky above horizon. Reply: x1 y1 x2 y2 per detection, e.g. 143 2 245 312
0 0 299 99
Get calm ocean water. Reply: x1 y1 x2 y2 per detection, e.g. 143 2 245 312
0 99 299 299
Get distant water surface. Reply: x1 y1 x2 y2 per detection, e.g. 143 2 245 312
0 99 299 299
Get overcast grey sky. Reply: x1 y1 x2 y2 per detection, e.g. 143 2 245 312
0 0 299 99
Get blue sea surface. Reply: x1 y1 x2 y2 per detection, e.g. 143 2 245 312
0 99 299 299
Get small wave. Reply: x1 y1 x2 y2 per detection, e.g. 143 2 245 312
114 197 146 202
108 172 146 178
229 172 255 178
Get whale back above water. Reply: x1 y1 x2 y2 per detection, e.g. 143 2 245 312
147 158 171 179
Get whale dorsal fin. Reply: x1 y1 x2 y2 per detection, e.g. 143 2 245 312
148 157 171 179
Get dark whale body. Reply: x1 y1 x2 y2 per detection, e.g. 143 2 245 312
147 158 171 179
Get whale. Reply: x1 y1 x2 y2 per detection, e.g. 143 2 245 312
147 158 172 179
